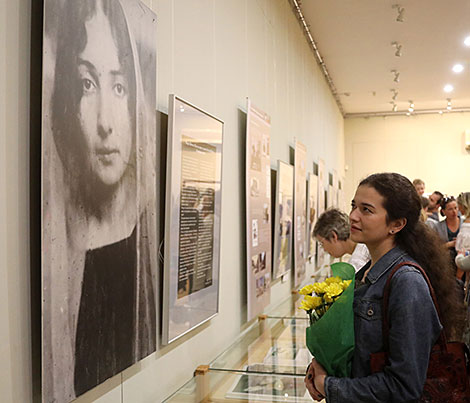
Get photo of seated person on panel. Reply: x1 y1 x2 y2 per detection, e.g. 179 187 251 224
42 0 157 401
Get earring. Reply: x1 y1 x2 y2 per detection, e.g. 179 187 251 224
390 230 394 234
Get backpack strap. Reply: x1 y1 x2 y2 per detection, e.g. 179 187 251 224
381 261 446 353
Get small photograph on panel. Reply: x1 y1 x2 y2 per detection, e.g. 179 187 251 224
262 135 270 157
256 275 265 297
41 0 157 401
250 177 260 197
263 203 270 223
259 251 266 271
264 272 271 291
252 219 259 247
250 139 262 171
251 254 260 274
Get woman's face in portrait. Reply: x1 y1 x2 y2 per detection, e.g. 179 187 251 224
77 5 133 186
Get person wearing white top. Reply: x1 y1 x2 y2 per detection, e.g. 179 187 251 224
313 208 371 272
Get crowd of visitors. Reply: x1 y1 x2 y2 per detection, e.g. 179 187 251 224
306 174 470 402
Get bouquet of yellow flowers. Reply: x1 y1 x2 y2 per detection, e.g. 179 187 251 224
299 262 355 377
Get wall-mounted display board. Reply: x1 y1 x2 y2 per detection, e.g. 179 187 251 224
273 161 294 279
294 140 307 287
316 159 326 271
307 173 318 262
162 95 224 344
245 99 272 320
41 1 157 401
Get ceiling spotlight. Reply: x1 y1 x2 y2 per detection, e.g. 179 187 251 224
452 64 464 73
389 101 398 112
390 89 398 100
391 41 402 57
409 100 415 109
392 4 405 22
447 98 452 110
439 110 443 115
443 84 454 93
391 69 400 82
464 36 470 47
406 112 411 116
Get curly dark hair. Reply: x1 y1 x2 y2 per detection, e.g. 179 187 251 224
359 173 464 339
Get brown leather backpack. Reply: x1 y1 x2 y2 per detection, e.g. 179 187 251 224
370 261 470 402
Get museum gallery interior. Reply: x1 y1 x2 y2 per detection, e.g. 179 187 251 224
1 0 470 402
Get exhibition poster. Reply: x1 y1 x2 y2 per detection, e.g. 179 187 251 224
162 95 223 344
246 99 272 320
41 0 157 401
307 173 318 262
294 139 307 287
273 161 294 279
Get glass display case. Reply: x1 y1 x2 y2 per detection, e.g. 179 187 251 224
164 294 320 402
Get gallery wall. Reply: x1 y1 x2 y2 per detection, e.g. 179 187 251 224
344 113 470 205
0 0 344 402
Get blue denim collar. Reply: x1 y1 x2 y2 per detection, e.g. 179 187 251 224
356 246 408 285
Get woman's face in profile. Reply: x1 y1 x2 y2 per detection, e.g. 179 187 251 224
76 5 132 186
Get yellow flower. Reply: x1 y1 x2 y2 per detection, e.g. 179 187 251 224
312 282 328 295
341 279 352 290
325 276 342 285
299 295 323 311
323 294 334 303
299 284 315 295
325 283 343 299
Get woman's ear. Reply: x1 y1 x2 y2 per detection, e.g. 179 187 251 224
389 218 407 235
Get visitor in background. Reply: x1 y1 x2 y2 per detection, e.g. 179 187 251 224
413 178 425 196
427 191 443 221
431 196 463 277
456 193 470 283
420 196 429 223
313 208 370 272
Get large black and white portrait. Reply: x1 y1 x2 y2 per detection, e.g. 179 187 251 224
41 0 157 401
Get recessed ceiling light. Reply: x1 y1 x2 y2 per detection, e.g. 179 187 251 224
452 64 464 73
464 36 470 47
443 84 454 93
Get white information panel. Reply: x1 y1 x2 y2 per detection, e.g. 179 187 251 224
273 160 294 279
245 99 272 320
162 95 223 344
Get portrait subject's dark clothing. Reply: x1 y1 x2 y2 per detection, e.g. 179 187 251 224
324 247 442 403
74 227 138 395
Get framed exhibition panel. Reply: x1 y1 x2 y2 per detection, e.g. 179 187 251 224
162 95 224 344
41 1 157 401
245 99 272 321
273 161 294 279
316 159 326 270
293 139 307 287
307 173 318 262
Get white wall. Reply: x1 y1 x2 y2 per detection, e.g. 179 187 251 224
344 113 470 204
0 0 344 402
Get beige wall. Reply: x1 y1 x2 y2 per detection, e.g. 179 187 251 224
1 0 344 402
344 113 470 205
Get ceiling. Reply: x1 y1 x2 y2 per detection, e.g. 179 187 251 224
298 0 470 117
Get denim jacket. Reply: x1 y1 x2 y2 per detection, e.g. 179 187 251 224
324 247 442 403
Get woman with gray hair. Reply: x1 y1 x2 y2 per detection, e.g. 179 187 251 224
313 208 370 271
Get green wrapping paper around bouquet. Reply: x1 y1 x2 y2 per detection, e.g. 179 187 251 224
305 262 355 378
